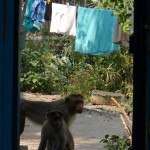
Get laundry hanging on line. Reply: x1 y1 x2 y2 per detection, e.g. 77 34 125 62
50 3 77 36
113 17 130 48
23 0 46 32
113 11 134 47
75 7 120 55
23 0 132 51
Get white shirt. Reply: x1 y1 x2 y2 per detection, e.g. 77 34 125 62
50 3 77 36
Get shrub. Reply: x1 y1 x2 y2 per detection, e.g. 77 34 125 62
100 134 132 150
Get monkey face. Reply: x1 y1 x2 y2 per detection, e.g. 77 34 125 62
52 117 63 129
46 111 64 129
74 100 84 113
65 94 84 114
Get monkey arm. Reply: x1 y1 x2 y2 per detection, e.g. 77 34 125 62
38 137 47 150
38 127 48 150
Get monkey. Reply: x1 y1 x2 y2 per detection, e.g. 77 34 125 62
38 110 74 150
20 94 84 135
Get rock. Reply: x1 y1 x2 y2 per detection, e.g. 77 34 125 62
91 90 125 105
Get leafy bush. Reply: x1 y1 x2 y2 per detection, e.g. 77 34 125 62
61 46 133 100
20 35 70 94
20 35 133 101
100 134 132 150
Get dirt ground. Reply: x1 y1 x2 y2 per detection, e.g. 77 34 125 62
20 92 125 150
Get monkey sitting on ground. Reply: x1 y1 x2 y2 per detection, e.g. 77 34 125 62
38 110 74 150
20 94 84 135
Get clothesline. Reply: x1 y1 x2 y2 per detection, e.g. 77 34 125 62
22 0 133 55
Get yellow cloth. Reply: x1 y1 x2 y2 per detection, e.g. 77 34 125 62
47 0 51 4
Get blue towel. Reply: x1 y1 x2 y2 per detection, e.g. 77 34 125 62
75 7 120 55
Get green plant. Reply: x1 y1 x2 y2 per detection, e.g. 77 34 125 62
62 66 96 96
21 38 133 101
100 134 132 150
20 36 69 94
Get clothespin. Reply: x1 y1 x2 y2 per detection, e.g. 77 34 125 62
47 0 51 4
66 2 69 7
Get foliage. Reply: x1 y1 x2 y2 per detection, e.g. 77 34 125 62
61 47 133 101
20 33 73 94
100 134 132 150
20 34 133 100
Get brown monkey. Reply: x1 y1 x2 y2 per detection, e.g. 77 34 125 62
20 94 84 135
38 110 74 150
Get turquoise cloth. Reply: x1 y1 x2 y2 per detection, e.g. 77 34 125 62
75 7 120 55
23 0 46 32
